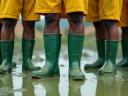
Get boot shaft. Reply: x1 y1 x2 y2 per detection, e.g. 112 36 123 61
96 40 105 59
22 39 35 64
43 34 61 66
1 41 14 64
68 34 85 69
121 40 128 58
105 40 118 64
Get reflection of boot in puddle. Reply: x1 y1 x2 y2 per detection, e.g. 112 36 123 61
116 70 128 96
69 79 83 96
22 76 34 96
33 77 59 96
96 75 117 96
0 75 14 96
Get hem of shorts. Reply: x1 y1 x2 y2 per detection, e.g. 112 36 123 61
118 24 128 27
100 16 120 21
0 14 19 20
86 17 120 22
66 8 87 15
35 8 87 15
35 9 61 14
86 18 99 22
23 18 40 21
0 14 40 21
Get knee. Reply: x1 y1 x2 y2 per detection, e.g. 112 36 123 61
93 21 103 28
22 21 35 39
103 20 117 29
68 12 83 25
2 19 17 30
122 27 128 39
22 21 35 30
93 21 105 32
122 27 128 33
45 14 60 26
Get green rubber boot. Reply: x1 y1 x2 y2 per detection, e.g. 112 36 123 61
85 40 105 69
68 34 85 80
117 40 128 67
32 34 61 78
22 39 40 71
0 41 14 74
0 41 2 64
98 40 118 75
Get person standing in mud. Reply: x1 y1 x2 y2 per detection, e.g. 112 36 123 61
117 0 128 67
32 0 88 80
84 0 122 74
0 0 40 74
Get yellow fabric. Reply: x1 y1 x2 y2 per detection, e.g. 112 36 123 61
86 0 122 22
0 0 40 21
35 0 88 15
118 0 128 27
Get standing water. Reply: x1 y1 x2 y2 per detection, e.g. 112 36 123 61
0 46 127 96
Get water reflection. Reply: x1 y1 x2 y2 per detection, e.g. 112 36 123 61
0 75 13 96
59 74 69 96
96 72 123 96
81 73 97 96
33 83 46 96
1 64 128 96
116 68 128 96
12 64 34 96
69 79 83 96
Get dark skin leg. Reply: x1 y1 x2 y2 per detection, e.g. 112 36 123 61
32 13 85 79
103 20 119 40
0 19 17 73
98 20 119 74
44 13 61 34
67 12 85 80
31 13 61 78
22 21 40 71
122 27 128 40
1 19 17 40
45 12 84 34
84 21 106 69
67 12 84 34
0 23 2 40
22 21 35 39
93 21 105 40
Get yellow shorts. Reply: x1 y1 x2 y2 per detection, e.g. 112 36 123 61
0 0 40 21
35 0 88 15
86 0 122 22
118 0 128 27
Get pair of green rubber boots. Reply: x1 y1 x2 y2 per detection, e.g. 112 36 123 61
0 39 38 74
32 34 85 80
85 40 118 74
